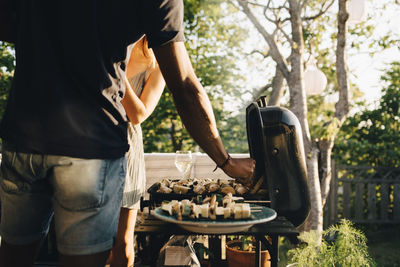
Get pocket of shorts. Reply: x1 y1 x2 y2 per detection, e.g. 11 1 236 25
0 151 22 194
1 150 16 167
52 158 109 211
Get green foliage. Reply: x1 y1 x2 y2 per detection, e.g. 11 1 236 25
239 235 255 251
307 95 336 141
226 235 257 252
288 230 327 266
334 61 400 167
314 117 341 141
287 219 375 267
218 111 249 153
0 41 14 120
141 89 195 152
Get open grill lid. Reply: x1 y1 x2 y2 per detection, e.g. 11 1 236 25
246 97 310 227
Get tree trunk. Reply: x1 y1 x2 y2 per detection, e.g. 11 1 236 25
287 0 311 150
268 67 284 106
252 66 284 105
303 145 323 235
336 0 350 120
318 0 351 222
319 139 335 207
286 0 322 233
252 84 271 103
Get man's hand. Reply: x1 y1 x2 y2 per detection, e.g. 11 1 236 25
222 157 256 186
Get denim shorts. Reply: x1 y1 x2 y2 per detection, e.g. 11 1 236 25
0 149 126 255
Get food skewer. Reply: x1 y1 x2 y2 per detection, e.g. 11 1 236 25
250 207 263 213
160 193 264 220
244 200 271 204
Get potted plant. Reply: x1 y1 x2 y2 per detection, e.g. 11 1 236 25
287 219 375 267
225 236 271 267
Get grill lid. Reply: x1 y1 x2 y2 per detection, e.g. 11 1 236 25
246 98 310 227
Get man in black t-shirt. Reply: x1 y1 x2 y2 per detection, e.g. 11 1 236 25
0 1 255 266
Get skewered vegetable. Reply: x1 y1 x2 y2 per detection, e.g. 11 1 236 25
173 184 190 194
160 194 254 221
220 185 235 195
157 184 173 194
156 178 252 196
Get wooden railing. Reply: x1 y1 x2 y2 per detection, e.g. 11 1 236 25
324 163 400 227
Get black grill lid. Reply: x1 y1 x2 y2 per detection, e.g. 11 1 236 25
246 98 310 227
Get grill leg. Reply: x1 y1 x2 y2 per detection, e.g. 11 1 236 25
255 239 261 267
209 236 221 267
256 235 278 267
270 235 279 267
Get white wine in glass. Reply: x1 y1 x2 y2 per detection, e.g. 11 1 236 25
174 151 193 178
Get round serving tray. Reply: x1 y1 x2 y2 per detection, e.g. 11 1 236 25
153 204 277 234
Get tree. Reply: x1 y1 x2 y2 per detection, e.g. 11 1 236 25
334 61 400 168
0 41 14 122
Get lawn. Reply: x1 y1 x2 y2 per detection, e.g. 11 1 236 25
366 224 400 267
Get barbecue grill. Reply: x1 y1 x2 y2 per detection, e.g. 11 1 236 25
246 96 310 227
144 96 310 227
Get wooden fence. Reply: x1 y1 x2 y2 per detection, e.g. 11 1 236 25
324 163 400 227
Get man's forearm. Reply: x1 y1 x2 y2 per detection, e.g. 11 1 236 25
171 75 230 166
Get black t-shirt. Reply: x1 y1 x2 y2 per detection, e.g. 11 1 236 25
0 0 184 159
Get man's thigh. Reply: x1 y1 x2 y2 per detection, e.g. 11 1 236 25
0 150 54 245
49 156 126 255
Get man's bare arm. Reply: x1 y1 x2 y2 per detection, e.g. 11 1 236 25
152 42 255 183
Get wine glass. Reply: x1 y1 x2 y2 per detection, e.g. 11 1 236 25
174 150 193 179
